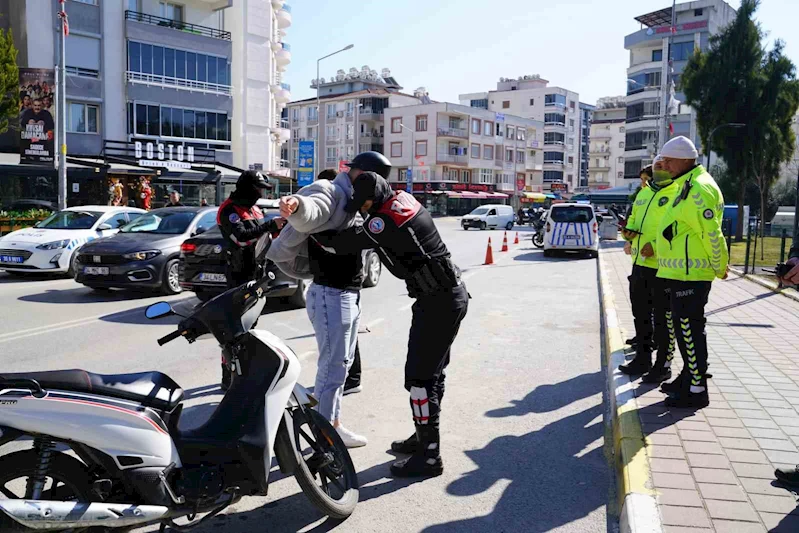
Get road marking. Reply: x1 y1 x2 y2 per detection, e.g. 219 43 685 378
0 308 143 344
272 320 300 332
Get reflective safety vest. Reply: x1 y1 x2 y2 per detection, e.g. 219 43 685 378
656 165 728 282
624 179 679 270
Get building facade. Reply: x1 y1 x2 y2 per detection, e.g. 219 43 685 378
459 75 582 193
579 102 595 189
383 102 544 214
589 98 627 189
623 0 736 181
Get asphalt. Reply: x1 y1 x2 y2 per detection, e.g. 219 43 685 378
0 218 611 532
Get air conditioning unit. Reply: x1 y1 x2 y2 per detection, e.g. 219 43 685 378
336 111 344 117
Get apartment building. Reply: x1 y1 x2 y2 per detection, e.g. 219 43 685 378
459 75 581 193
383 103 544 214
579 103 595 189
0 0 290 207
285 68 421 182
623 0 736 181
589 97 627 189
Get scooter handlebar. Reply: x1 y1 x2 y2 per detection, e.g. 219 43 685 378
157 329 183 346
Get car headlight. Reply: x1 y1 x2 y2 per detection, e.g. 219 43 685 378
36 239 70 250
123 250 162 261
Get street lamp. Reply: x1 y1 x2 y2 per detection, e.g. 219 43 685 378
400 123 414 193
707 122 746 171
315 44 354 177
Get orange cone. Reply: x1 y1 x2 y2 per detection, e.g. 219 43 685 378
484 238 494 265
501 231 509 252
514 232 520 244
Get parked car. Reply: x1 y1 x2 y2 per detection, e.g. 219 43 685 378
5 199 56 213
0 206 145 276
179 204 382 308
543 203 599 258
461 204 515 230
74 207 218 294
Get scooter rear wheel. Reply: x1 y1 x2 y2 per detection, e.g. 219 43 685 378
532 232 544 248
287 407 358 519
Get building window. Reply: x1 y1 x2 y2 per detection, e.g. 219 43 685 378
471 143 480 158
483 145 494 160
545 132 565 144
415 140 427 157
545 94 567 107
569 119 575 128
291 128 299 139
292 148 298 164
448 169 458 181
128 41 230 90
694 8 703 16
307 106 318 120
461 170 471 183
669 41 696 62
391 142 402 158
652 49 663 62
470 99 488 109
479 168 493 184
471 118 481 134
136 104 230 141
159 2 183 22
292 108 300 121
529 98 534 106
326 147 337 160
516 150 525 163
544 152 564 163
568 156 574 164
505 148 513 162
74 0 98 4
495 123 503 137
569 101 576 110
416 115 427 131
346 145 355 158
506 126 515 140
502 101 510 109
346 124 354 140
568 174 573 184
66 66 99 78
517 129 526 141
326 125 337 138
327 104 336 118
544 113 565 125
391 117 402 133
484 121 493 136
306 127 314 139
346 101 354 117
67 102 98 133
543 170 563 183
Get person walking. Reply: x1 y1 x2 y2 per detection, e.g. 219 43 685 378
655 136 728 409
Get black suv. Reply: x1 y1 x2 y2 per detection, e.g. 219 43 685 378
179 207 381 308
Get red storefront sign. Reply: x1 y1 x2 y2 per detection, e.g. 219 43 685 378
653 20 707 34
550 183 567 192
390 182 495 193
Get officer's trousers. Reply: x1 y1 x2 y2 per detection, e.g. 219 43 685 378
630 265 675 365
405 283 469 431
667 280 712 390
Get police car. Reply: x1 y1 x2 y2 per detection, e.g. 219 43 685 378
0 206 145 276
543 203 600 258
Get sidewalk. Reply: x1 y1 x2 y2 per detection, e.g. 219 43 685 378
601 241 799 533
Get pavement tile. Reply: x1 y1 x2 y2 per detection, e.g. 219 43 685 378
676 420 713 432
741 418 779 429
663 527 712 533
691 468 739 485
704 499 760 521
724 449 770 464
686 453 730 469
650 445 689 460
772 416 799 428
712 427 751 438
749 493 799 514
773 383 799 392
723 393 757 402
706 417 745 428
717 437 760 450
650 458 691 475
747 427 789 439
758 398 794 409
763 449 799 464
642 423 678 435
652 472 697 490
764 407 799 418
711 520 766 533
728 401 763 410
683 441 725 455
696 482 748 501
740 477 795 496
702 408 739 419
647 434 683 446
735 408 769 419
656 488 704 507
659 505 711 528
731 462 776 479
759 511 799 532
679 430 718 442
754 437 798 452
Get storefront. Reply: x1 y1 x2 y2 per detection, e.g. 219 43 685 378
390 182 509 216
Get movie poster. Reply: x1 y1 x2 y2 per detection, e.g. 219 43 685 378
19 68 56 165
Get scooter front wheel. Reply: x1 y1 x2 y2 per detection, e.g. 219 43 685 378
532 232 544 248
286 407 359 519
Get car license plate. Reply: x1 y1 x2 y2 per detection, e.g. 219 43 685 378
83 266 109 275
199 272 226 283
565 235 579 240
0 255 24 264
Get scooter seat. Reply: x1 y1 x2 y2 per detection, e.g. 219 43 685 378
0 369 184 412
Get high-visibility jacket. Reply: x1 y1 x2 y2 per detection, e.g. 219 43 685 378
656 165 728 282
623 179 680 269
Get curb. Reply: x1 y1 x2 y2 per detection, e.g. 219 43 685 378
728 267 799 304
598 250 663 533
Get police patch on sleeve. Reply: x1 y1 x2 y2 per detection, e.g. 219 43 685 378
703 208 714 220
229 213 240 223
659 196 669 207
368 217 385 234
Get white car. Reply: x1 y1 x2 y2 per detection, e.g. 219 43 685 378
0 206 145 276
543 203 600 258
461 204 515 231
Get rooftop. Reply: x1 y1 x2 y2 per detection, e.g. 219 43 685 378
635 7 673 28
287 88 422 106
311 67 401 90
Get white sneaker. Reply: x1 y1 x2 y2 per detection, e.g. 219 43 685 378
343 384 362 396
336 425 368 448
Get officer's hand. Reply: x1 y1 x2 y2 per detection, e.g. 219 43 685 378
781 257 799 285
621 229 636 241
279 196 299 218
640 242 654 257
624 241 632 255
272 217 287 230
722 265 729 280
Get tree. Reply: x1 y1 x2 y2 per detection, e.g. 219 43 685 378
0 28 18 136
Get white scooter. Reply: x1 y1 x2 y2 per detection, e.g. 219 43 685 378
0 234 358 532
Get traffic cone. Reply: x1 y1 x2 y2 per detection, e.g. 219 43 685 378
501 231 509 252
484 238 494 265
514 232 520 244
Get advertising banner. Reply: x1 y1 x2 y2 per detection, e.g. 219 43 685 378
298 140 314 186
19 68 56 165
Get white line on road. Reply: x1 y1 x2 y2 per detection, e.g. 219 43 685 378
0 309 142 344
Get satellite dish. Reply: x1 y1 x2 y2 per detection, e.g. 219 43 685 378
320 77 325 83
381 68 391 78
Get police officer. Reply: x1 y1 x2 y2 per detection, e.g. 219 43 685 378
312 172 469 478
217 170 284 389
655 136 728 409
619 158 678 384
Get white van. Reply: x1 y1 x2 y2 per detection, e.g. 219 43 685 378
543 203 599 258
461 204 515 231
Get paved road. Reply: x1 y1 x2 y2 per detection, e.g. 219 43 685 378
0 218 611 532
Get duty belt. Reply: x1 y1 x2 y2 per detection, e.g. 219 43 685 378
406 257 461 298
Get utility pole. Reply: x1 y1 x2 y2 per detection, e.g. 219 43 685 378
400 123 414 192
659 0 677 152
57 1 68 210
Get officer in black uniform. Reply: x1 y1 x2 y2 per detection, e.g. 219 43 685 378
216 170 283 389
312 171 469 478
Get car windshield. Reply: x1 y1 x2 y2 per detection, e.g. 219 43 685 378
120 211 196 235
36 210 101 230
550 206 594 223
470 207 490 216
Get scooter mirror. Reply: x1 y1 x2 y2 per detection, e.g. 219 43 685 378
255 232 272 263
145 301 174 320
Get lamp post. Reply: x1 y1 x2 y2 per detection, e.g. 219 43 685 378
315 44 354 178
707 122 745 171
400 123 414 193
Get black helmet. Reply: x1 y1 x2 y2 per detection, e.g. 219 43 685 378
237 170 271 190
346 151 392 179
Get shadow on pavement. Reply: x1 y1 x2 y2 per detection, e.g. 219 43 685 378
513 251 588 263
97 297 195 326
704 291 779 317
18 287 158 304
0 272 66 284
423 372 608 532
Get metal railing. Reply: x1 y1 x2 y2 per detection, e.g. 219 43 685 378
437 153 468 164
125 10 231 41
436 127 468 139
125 71 232 96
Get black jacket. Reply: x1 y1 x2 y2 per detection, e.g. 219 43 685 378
217 193 278 279
312 191 460 298
307 234 364 290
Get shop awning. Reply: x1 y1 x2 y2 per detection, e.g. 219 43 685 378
488 192 509 198
524 192 547 201
445 191 463 198
461 192 488 199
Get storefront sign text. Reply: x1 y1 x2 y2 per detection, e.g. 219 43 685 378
135 141 194 169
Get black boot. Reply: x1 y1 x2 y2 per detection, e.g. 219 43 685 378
220 364 231 392
775 465 799 489
660 369 688 395
665 390 709 409
390 426 443 478
390 432 420 454
642 364 672 384
625 336 638 347
618 355 651 376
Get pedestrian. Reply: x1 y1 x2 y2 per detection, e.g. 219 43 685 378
201 198 208 207
216 170 284 389
618 158 678 384
655 136 728 409
311 171 469 478
165 190 184 207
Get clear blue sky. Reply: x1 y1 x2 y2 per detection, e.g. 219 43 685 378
283 0 798 107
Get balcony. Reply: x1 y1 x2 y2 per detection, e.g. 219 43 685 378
272 118 290 142
436 127 468 139
437 153 468 165
544 141 565 148
273 82 291 104
276 43 291 67
589 147 610 156
277 4 292 28
526 160 543 171
125 11 231 41
125 71 231 96
271 0 284 8
358 108 383 121
544 122 566 129
591 130 612 140
543 159 565 167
